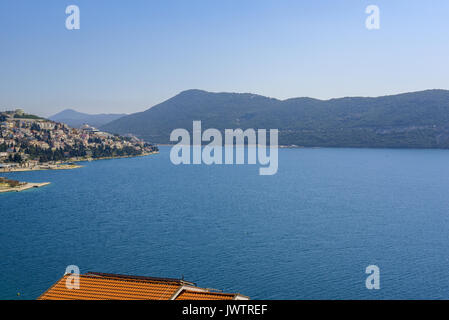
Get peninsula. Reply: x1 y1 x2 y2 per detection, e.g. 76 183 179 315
0 109 158 172
0 177 50 193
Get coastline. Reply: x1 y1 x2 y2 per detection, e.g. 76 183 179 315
71 150 159 163
0 182 50 193
0 164 82 173
0 150 159 173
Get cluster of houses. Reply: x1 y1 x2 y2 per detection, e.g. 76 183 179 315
0 109 155 168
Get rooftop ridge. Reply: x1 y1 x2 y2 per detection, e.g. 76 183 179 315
85 272 195 286
182 289 235 297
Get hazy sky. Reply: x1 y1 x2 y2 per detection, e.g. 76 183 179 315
1 0 448 117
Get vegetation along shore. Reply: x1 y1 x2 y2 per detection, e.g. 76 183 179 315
0 109 159 172
0 177 50 193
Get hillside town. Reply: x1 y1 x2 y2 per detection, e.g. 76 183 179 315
0 109 158 172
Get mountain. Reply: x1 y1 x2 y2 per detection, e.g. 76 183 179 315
49 109 127 128
100 89 449 148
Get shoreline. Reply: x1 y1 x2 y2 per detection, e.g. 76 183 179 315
0 164 83 173
0 151 159 173
72 150 159 163
0 182 50 193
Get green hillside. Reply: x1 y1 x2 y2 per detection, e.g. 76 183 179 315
101 89 449 148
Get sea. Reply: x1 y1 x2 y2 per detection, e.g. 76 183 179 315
1 146 449 300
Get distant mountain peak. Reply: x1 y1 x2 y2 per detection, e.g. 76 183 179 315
179 89 208 95
50 109 127 128
54 108 80 115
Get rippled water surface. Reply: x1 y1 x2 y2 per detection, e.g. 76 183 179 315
2 147 449 299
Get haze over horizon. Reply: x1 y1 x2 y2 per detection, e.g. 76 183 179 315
1 0 449 116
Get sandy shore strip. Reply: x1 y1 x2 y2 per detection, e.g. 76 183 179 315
0 182 51 193
0 151 159 173
0 164 82 173
77 150 159 162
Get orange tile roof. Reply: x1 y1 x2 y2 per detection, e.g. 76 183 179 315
38 272 249 300
175 290 236 300
39 274 181 300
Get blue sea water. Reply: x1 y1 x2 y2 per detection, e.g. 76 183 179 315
2 146 449 300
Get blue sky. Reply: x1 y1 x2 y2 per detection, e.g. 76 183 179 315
0 0 448 116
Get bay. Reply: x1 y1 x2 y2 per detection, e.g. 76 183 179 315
1 146 449 299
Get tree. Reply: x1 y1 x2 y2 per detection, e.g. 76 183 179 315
13 153 23 163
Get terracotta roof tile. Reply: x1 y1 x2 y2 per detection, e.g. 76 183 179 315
175 290 236 300
38 274 180 300
38 273 249 300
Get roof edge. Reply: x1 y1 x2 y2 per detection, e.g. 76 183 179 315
86 272 195 286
